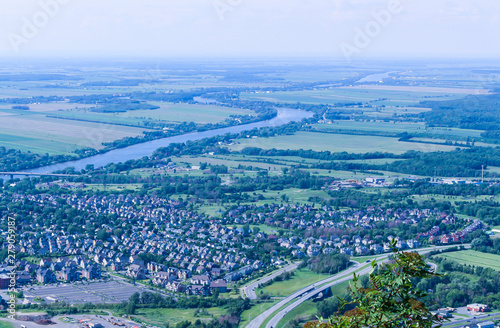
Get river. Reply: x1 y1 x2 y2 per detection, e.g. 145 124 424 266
356 71 394 83
12 108 312 175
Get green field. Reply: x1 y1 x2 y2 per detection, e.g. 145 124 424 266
229 132 459 154
314 121 484 140
257 269 331 297
132 307 225 326
277 300 317 328
437 250 500 271
0 100 255 154
241 87 470 106
0 321 14 328
239 300 279 327
48 102 255 126
314 121 426 134
0 108 146 154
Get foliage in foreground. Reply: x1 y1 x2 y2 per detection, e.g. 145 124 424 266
306 246 444 328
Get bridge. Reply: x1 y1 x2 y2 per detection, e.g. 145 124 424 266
0 172 79 179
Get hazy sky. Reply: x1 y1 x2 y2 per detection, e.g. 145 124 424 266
1 0 499 59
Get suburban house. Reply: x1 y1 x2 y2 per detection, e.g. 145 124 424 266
82 265 101 280
36 268 57 284
210 279 228 293
126 264 147 280
59 267 78 282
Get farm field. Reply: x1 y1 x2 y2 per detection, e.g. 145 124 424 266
437 250 500 271
314 121 484 140
48 102 255 126
177 155 288 172
341 85 491 94
229 132 460 154
0 110 146 154
0 100 255 155
314 121 427 134
240 88 469 106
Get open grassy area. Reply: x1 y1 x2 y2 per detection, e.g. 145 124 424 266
329 280 351 297
277 300 317 328
132 307 225 326
313 120 483 140
0 108 146 154
0 321 14 328
240 88 469 106
257 269 331 297
49 102 255 126
239 300 279 327
229 132 459 154
436 250 500 271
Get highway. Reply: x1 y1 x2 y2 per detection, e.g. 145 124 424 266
441 312 500 327
241 262 301 299
245 261 364 328
247 245 469 328
265 264 373 328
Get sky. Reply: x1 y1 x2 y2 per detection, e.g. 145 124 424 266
0 0 499 59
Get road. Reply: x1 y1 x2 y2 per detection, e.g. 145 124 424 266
248 244 469 328
241 262 301 299
265 264 373 328
245 261 364 328
441 311 500 327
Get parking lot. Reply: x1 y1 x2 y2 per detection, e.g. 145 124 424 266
24 280 148 304
0 314 140 328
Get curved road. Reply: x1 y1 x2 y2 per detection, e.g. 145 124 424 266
266 264 374 328
241 262 301 299
247 244 469 328
245 261 363 328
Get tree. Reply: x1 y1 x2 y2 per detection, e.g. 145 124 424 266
126 301 136 315
96 229 109 241
308 245 444 328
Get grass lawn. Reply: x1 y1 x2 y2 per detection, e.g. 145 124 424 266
257 269 331 297
239 300 279 327
229 132 459 154
277 300 317 328
329 280 351 297
235 224 278 235
437 250 500 271
0 321 14 328
132 307 225 326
